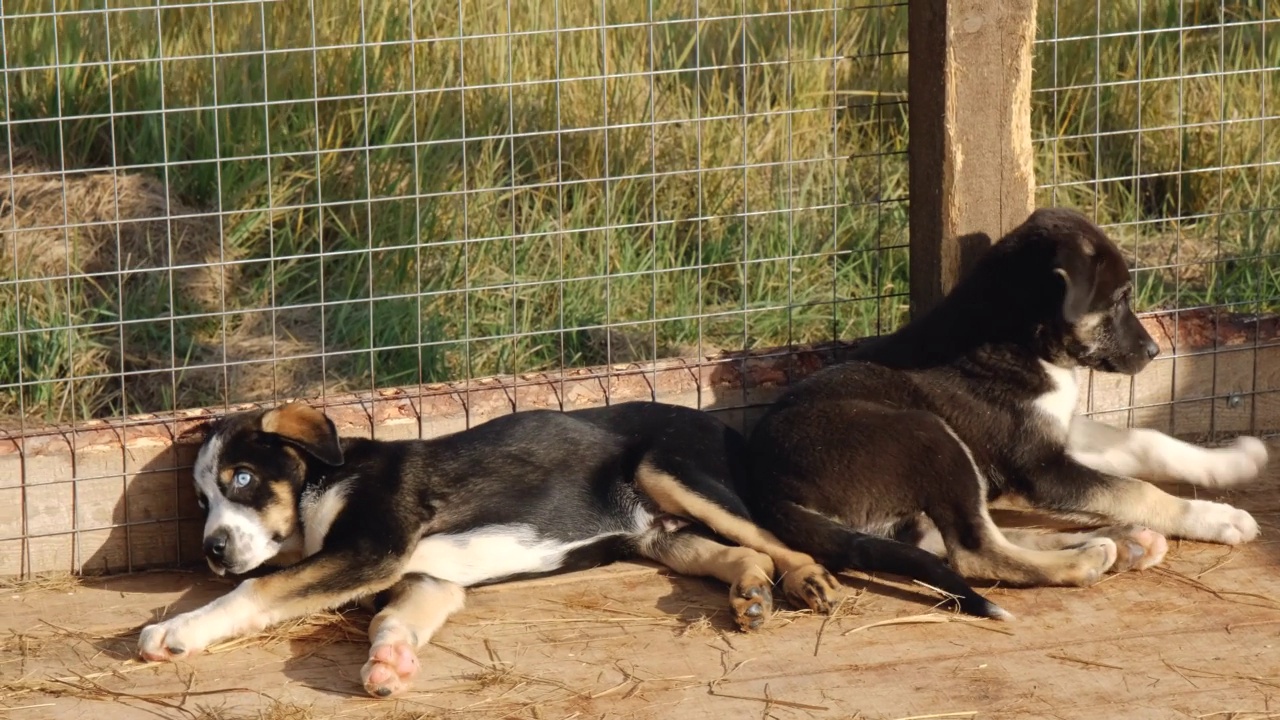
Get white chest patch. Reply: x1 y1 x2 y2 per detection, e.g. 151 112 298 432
404 524 614 587
300 481 352 557
1034 361 1079 432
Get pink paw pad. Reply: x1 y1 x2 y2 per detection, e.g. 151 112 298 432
1111 526 1168 572
361 642 419 698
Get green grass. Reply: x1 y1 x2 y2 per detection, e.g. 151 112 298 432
0 0 1276 423
1034 0 1280 311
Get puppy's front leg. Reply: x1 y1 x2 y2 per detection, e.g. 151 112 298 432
1029 456 1259 546
139 553 396 662
361 574 466 698
1068 416 1268 488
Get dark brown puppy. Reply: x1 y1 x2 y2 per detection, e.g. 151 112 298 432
742 208 1268 599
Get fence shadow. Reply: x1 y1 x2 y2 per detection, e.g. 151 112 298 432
77 418 233 655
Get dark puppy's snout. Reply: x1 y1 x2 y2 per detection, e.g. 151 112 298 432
204 529 229 562
1144 337 1160 360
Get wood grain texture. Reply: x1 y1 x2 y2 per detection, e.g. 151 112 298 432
3 446 1279 718
909 0 1039 315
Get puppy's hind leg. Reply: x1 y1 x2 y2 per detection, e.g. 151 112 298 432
766 501 1009 619
896 514 1157 576
637 530 776 631
361 574 466 698
922 421 1118 587
942 514 1118 587
1000 525 1168 573
635 461 840 615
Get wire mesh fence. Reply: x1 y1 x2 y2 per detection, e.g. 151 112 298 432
2 0 1276 576
1033 0 1279 438
0 0 912 574
0 0 910 435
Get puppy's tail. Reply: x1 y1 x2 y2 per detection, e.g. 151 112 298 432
766 500 1011 621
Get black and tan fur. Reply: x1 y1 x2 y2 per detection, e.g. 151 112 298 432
740 208 1269 605
139 401 843 698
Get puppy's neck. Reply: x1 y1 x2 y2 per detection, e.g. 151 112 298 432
267 532 306 567
855 248 1069 371
298 436 366 493
857 298 1048 370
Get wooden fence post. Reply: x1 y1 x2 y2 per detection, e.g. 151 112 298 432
907 0 1038 316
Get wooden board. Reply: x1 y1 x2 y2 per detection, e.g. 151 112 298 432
4 440 1280 719
908 0 1039 314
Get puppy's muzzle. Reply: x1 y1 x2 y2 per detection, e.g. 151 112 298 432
204 528 230 568
1143 337 1159 361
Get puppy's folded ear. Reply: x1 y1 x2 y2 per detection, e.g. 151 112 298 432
1053 242 1097 324
260 402 344 466
1053 267 1092 324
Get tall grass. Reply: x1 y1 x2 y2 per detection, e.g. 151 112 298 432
0 0 1275 423
0 0 910 421
1034 0 1280 311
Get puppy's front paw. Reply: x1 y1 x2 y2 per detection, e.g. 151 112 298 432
781 563 841 615
138 618 202 662
1185 436 1269 488
362 641 420 698
1182 500 1259 545
729 572 773 632
1227 436 1270 479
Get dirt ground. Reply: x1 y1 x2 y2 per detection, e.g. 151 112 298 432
5 445 1280 720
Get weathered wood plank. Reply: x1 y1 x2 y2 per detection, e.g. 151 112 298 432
908 0 1039 314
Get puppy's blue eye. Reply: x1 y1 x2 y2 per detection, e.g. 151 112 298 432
232 470 253 488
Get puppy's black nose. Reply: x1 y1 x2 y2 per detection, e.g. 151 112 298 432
1144 339 1160 360
204 531 228 562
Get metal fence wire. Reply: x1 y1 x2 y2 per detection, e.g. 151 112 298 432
2 0 1276 575
1034 0 1279 437
0 0 909 434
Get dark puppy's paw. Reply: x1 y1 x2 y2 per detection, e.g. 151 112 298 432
729 573 774 632
1097 525 1168 572
782 564 842 615
1064 537 1118 586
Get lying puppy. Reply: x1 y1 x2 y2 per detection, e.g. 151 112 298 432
138 401 843 697
742 208 1269 596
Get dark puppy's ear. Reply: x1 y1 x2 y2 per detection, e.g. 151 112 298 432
1052 241 1097 324
260 402 344 466
1053 267 1093 324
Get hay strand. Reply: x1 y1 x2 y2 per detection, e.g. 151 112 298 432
1152 568 1280 610
1047 653 1124 670
841 613 982 637
705 683 830 711
0 574 81 595
204 608 366 655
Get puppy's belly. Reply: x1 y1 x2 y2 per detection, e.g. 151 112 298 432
403 523 620 587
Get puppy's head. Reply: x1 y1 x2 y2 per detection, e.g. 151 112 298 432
1013 208 1159 374
192 402 343 575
